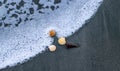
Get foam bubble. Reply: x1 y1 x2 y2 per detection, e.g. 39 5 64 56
0 0 103 69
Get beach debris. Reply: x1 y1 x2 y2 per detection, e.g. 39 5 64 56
58 37 79 48
58 37 66 45
48 45 56 52
49 29 56 37
48 30 78 50
65 43 78 49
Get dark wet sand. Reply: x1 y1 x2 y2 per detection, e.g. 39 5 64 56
1 0 120 71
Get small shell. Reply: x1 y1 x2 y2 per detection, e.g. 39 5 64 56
49 30 56 37
58 37 66 45
48 45 56 52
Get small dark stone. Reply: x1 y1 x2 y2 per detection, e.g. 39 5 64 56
24 18 28 22
37 4 44 10
54 0 61 4
6 3 9 5
65 43 79 49
50 5 55 11
56 6 59 9
7 8 14 14
16 5 21 9
3 0 7 4
31 3 33 5
7 10 9 14
0 1 2 6
47 0 51 2
10 2 16 6
32 0 44 10
27 13 30 16
46 6 49 9
32 0 39 4
29 7 34 14
11 14 18 18
4 23 11 27
5 5 8 8
30 18 33 21
19 0 25 7
15 11 22 14
2 17 6 20
0 22 2 27
15 24 19 27
39 11 44 14
24 11 26 14
18 18 22 24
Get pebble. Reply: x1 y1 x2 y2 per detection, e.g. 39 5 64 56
49 30 56 37
58 37 66 45
48 45 56 52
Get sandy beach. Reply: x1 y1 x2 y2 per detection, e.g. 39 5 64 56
0 0 120 71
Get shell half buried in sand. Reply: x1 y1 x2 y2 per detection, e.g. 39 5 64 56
58 37 66 45
48 45 57 52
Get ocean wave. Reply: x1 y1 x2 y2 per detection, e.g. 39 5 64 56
0 0 103 69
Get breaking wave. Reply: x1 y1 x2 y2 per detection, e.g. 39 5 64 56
0 0 103 69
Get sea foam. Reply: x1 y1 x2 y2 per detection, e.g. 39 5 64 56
0 0 103 69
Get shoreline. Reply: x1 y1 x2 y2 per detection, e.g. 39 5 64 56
1 0 120 71
0 0 103 69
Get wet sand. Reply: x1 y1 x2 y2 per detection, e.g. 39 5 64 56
1 0 120 71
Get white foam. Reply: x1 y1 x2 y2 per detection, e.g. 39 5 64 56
0 0 103 69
